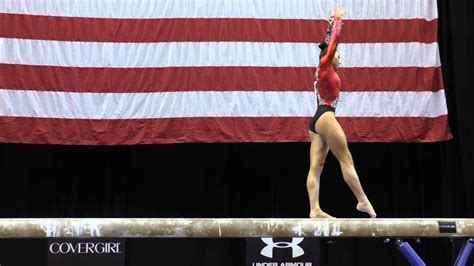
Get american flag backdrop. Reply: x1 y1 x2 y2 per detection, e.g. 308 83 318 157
0 0 451 144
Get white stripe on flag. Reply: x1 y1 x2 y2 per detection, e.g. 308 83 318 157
0 38 441 68
0 89 448 119
0 0 438 20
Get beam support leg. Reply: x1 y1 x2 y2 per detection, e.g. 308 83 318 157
395 239 426 266
454 238 474 266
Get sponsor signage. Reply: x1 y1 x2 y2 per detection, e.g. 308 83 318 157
246 237 319 266
47 238 125 266
438 221 457 233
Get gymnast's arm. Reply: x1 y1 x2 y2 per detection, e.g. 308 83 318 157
320 8 344 69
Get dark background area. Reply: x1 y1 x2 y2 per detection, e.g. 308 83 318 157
0 0 473 265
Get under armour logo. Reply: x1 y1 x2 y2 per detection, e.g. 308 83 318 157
260 238 305 258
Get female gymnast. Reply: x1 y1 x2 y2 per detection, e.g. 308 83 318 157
306 7 376 218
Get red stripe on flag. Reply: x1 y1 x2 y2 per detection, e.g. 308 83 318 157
0 116 452 144
340 67 444 92
0 64 444 92
338 116 452 143
0 14 438 43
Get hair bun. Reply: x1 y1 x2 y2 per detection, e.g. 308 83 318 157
318 42 328 49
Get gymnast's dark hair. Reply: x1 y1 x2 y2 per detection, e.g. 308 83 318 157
319 42 328 59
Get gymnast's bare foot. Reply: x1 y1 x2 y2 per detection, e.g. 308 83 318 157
356 200 377 218
310 209 335 219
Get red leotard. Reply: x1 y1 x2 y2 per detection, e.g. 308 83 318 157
315 16 342 108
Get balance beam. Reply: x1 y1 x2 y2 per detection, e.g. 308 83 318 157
0 218 472 238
